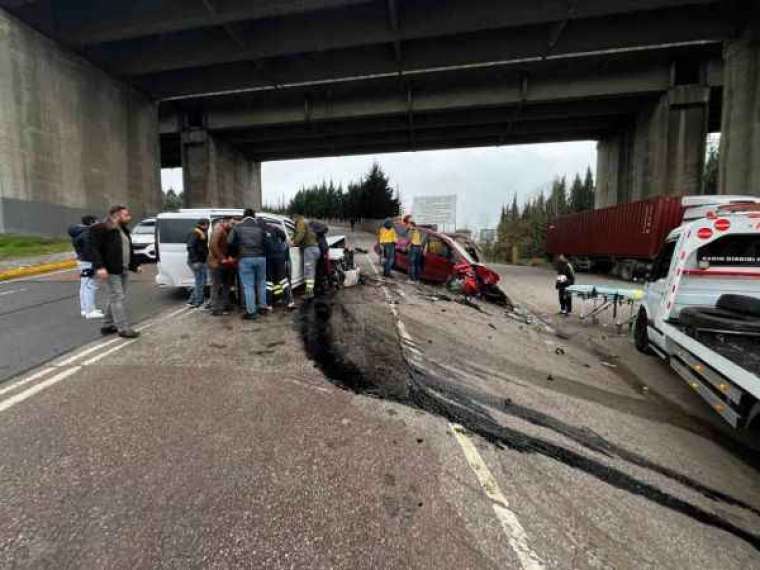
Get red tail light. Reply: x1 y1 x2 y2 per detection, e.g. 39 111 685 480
697 227 713 239
714 218 731 231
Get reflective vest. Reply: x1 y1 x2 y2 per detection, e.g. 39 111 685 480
378 227 397 244
409 228 423 246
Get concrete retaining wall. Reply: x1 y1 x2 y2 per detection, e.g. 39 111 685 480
0 8 162 236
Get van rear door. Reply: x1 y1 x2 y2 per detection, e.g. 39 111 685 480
156 216 200 288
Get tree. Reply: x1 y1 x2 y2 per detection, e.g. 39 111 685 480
164 188 183 211
582 166 595 210
703 141 719 195
569 174 584 213
509 194 519 220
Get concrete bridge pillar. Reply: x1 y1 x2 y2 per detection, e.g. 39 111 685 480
181 129 261 209
595 85 708 208
719 32 760 196
0 8 162 236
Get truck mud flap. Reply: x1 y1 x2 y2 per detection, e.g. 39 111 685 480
670 346 744 428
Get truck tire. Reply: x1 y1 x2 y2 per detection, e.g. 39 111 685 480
717 294 760 318
679 306 760 334
634 308 653 354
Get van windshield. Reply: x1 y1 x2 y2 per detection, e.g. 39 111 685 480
158 218 200 244
697 234 760 267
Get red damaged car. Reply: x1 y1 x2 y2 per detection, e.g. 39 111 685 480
376 224 510 306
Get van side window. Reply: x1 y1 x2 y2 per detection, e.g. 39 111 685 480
158 219 201 243
651 240 677 280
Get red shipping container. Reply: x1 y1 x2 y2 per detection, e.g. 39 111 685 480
546 197 684 260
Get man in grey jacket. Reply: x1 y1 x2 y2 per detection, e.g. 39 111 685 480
228 209 269 320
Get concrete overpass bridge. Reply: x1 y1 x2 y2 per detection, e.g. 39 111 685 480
0 0 757 234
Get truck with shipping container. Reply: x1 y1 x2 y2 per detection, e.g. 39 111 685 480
545 196 684 280
633 196 760 429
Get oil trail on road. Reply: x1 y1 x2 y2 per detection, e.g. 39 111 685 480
298 292 760 552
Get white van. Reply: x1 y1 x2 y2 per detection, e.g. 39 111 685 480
155 209 303 289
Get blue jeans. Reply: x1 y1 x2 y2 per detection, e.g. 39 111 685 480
188 262 207 306
239 256 267 315
383 244 395 277
408 245 423 281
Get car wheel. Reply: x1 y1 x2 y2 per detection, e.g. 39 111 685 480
717 294 760 318
634 308 653 354
679 306 760 334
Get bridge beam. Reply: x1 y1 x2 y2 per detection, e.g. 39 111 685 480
181 129 261 209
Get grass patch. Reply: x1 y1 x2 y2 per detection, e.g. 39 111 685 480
0 234 72 261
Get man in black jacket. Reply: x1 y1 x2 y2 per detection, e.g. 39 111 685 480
555 254 576 316
90 205 141 338
186 219 210 308
228 209 268 320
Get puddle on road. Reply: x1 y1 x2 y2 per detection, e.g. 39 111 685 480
298 289 760 553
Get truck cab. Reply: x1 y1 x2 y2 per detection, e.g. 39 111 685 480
635 196 760 429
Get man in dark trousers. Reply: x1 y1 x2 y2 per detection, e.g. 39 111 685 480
555 254 575 316
90 205 141 338
186 218 210 308
265 224 295 310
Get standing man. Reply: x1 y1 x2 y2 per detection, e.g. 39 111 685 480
408 220 425 282
292 211 320 299
265 225 295 310
90 205 140 338
378 218 397 277
68 215 103 319
228 209 268 320
555 254 576 316
208 218 234 316
186 219 210 308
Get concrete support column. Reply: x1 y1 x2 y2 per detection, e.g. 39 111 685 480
181 129 262 209
595 85 708 207
719 32 760 195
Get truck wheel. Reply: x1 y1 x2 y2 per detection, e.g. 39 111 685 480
634 308 652 354
717 294 760 318
679 307 760 334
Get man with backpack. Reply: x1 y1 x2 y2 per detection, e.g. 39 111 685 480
68 215 103 319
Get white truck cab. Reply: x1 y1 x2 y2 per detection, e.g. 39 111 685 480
635 196 760 429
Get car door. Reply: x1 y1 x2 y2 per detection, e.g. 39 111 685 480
422 236 454 282
283 219 304 287
645 238 678 326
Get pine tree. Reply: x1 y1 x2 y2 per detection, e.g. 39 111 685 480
583 166 595 210
569 174 584 212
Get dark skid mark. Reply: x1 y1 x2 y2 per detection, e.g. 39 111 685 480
298 291 760 552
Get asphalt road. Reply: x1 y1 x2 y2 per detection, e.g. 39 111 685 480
1 234 759 568
0 265 183 383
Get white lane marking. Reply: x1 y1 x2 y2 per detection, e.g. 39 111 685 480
0 288 26 297
0 367 56 397
82 339 138 365
0 305 192 409
363 253 543 569
55 337 122 367
450 423 545 570
0 367 81 413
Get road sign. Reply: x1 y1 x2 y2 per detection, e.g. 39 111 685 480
413 195 457 231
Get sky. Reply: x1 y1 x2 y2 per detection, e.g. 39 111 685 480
161 140 597 233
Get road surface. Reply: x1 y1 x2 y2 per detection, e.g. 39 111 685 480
0 265 182 383
1 231 759 568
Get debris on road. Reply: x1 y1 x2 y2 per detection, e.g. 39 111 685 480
600 361 618 369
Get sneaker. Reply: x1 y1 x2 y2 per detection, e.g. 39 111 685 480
85 309 105 319
100 325 118 335
211 310 229 317
287 302 296 310
242 312 258 320
118 329 140 339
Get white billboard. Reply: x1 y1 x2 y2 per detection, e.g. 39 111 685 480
413 195 457 230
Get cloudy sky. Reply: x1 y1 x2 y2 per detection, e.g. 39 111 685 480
161 140 597 232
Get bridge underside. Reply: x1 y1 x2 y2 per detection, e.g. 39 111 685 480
0 0 758 224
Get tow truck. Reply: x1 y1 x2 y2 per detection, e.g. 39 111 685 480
634 196 760 430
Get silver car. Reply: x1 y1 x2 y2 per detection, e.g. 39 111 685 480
131 218 157 263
